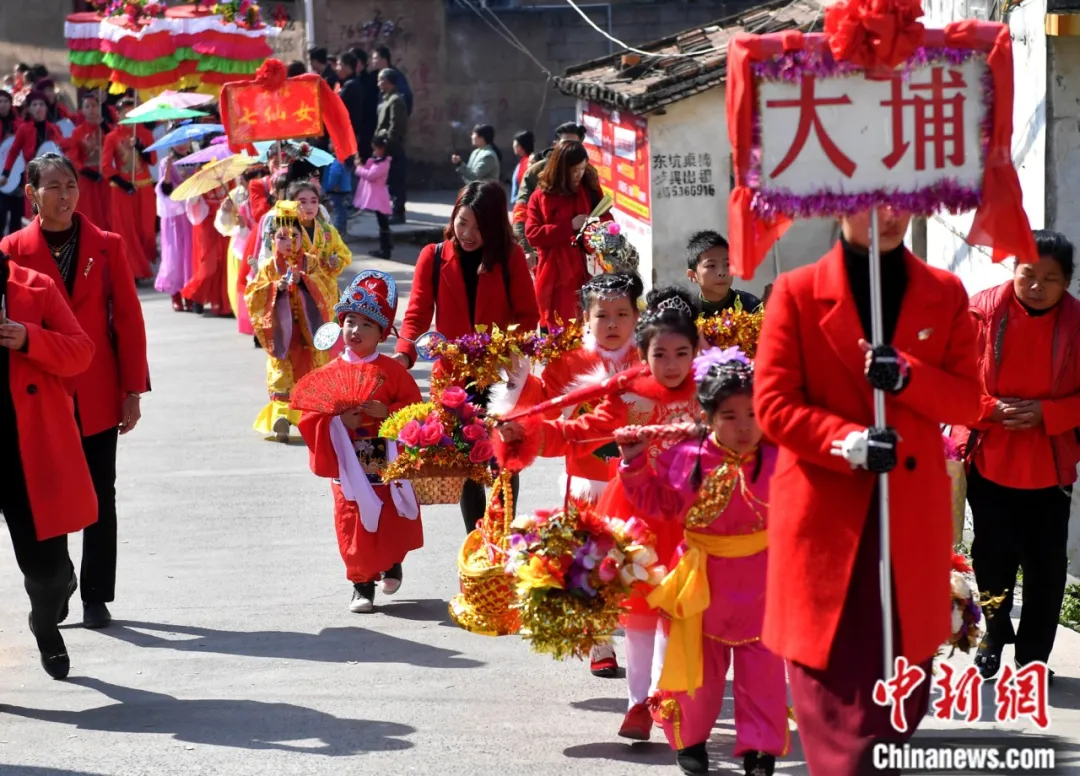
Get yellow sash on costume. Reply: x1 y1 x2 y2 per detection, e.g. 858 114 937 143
647 529 768 697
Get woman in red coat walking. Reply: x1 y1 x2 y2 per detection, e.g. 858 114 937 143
2 154 150 632
525 140 606 330
1 248 97 680
753 207 983 775
395 180 539 531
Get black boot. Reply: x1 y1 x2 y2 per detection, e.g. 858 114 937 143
58 571 77 625
83 602 112 629
743 751 776 776
676 743 709 775
28 612 69 680
371 227 393 260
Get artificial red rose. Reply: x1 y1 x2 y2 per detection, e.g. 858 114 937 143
598 556 619 583
398 419 422 448
441 386 468 409
460 402 477 421
461 422 488 442
469 440 495 464
420 420 445 446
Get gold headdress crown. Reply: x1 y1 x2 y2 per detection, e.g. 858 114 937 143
272 200 300 227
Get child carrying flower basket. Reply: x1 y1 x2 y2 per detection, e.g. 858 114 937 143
504 502 666 661
379 386 495 505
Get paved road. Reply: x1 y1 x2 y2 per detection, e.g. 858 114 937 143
3 248 1080 774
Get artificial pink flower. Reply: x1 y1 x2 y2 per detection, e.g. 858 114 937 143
441 386 468 409
598 556 619 583
469 440 494 463
461 422 488 442
398 419 421 448
607 222 621 235
460 402 477 421
420 420 445 446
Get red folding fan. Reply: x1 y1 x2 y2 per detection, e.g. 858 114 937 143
289 359 385 415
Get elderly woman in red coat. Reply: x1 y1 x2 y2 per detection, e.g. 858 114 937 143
753 206 983 775
1 248 97 680
1 153 149 632
525 140 607 330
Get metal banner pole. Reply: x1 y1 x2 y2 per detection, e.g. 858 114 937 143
869 208 895 681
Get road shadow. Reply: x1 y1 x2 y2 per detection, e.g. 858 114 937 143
562 740 673 765
1049 675 1080 712
1 678 413 756
570 697 631 714
375 598 454 625
94 620 483 669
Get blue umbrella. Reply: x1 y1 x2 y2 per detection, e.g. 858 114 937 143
147 124 225 154
253 141 335 168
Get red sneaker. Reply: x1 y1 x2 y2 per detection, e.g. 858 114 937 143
618 702 652 741
590 643 618 678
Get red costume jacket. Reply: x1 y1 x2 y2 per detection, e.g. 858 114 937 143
101 125 155 186
489 338 639 502
3 120 63 174
396 239 540 367
5 261 98 540
754 243 982 670
525 185 608 328
1 215 150 436
955 281 1080 487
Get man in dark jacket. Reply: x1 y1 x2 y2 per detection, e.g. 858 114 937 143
348 47 380 161
308 46 338 89
372 46 413 116
375 69 409 223
512 122 586 261
335 51 367 159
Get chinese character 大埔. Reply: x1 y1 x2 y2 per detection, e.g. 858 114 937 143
765 74 856 179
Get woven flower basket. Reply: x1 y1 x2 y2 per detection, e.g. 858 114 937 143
448 472 521 636
411 474 468 505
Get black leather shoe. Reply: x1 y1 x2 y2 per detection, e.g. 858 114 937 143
744 751 776 776
83 602 112 629
28 613 70 680
58 572 78 625
676 742 709 775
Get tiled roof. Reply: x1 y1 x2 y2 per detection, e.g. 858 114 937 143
553 0 826 113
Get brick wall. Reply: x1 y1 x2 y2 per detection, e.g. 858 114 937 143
317 0 744 189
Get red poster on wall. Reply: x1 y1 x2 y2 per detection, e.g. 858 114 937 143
581 102 651 225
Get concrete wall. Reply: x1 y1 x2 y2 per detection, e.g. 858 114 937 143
0 0 80 96
921 0 1047 295
314 0 742 188
1047 36 1080 251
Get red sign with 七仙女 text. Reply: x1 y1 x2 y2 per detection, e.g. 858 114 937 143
581 102 651 225
221 78 323 144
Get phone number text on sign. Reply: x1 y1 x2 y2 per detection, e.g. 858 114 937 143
752 50 990 218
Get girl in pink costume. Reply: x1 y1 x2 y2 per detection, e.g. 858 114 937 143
619 347 788 776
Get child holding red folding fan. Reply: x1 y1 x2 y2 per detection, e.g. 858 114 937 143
294 270 424 613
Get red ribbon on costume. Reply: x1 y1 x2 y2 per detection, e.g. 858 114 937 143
498 364 648 422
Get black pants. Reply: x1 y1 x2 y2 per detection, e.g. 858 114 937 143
80 427 120 604
968 465 1071 665
387 149 407 218
460 474 520 534
376 211 392 254
0 192 23 236
1 443 72 627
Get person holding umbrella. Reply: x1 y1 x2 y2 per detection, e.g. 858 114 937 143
101 97 156 280
752 206 983 775
65 92 112 231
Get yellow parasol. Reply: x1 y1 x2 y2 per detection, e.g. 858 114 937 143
170 154 256 201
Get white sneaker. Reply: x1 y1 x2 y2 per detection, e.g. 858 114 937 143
349 583 375 613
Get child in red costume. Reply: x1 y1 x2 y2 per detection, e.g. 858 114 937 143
298 270 424 613
490 271 644 677
497 286 701 742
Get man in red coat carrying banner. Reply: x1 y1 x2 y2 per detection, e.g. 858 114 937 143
725 0 1039 771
